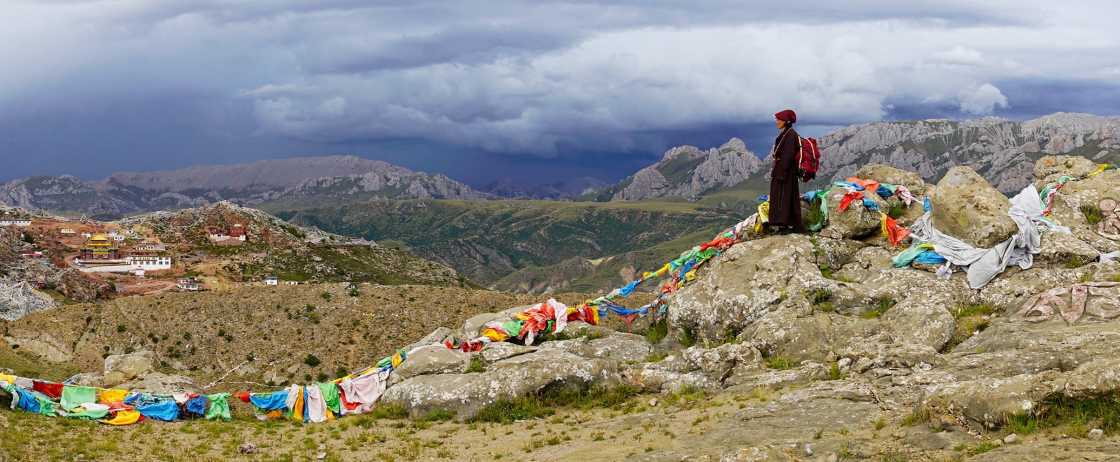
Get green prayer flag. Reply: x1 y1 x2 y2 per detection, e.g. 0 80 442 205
205 393 231 421
60 385 97 411
317 383 340 415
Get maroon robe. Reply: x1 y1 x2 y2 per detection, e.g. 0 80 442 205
768 127 804 230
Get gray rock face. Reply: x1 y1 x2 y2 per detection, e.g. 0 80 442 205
117 372 200 395
390 345 469 384
853 164 928 195
102 350 155 387
669 235 826 343
881 297 956 351
3 329 72 363
539 333 652 363
817 113 1120 195
930 166 1017 248
610 138 766 201
379 348 619 419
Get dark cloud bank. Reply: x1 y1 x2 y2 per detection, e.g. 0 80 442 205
1 0 1118 185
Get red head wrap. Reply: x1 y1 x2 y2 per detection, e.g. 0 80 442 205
774 109 797 123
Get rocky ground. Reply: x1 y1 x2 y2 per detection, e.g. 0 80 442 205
2 155 1120 461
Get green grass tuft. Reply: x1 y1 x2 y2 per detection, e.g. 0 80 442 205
1006 395 1120 436
861 296 896 319
370 403 409 420
1081 204 1104 226
901 406 931 427
765 356 794 370
643 319 669 345
466 355 487 373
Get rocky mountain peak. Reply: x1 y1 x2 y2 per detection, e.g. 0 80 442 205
607 138 766 201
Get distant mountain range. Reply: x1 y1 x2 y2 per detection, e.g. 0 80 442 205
593 112 1119 201
5 112 1116 220
0 156 488 219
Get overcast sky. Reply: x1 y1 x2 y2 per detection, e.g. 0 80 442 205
2 0 1119 186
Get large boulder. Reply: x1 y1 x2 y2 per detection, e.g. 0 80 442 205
1033 155 1099 187
1039 166 1120 253
669 235 828 343
379 348 618 419
748 309 879 362
680 342 764 386
817 187 886 240
930 166 1017 248
390 344 469 384
102 350 155 386
854 163 928 195
117 372 200 395
539 333 652 363
1035 231 1101 268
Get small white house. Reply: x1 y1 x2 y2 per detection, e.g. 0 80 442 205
108 233 126 242
0 218 31 227
127 255 172 271
264 276 279 286
81 232 92 238
60 228 76 235
132 269 146 277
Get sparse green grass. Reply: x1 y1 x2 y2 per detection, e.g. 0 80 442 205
1065 255 1090 269
645 351 669 363
765 356 794 370
1081 204 1104 226
861 296 896 319
678 326 696 348
958 440 1000 455
1005 395 1120 436
945 304 996 351
807 288 835 312
643 319 669 345
370 403 409 420
827 361 847 380
466 355 487 373
419 409 455 422
470 383 640 424
901 406 932 427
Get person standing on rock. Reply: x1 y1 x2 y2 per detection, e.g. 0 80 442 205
767 109 806 234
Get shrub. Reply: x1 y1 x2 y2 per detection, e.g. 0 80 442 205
471 397 553 424
420 409 455 422
678 326 696 348
371 403 408 420
303 354 321 367
644 319 669 345
944 304 993 352
1081 204 1104 226
466 355 486 373
765 356 794 370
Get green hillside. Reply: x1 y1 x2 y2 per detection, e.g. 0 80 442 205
262 198 744 286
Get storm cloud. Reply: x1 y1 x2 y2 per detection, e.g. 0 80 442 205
2 0 1119 183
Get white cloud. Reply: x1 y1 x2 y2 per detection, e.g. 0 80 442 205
959 83 1009 115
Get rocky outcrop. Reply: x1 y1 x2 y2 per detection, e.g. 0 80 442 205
930 166 1018 248
102 350 155 386
608 138 766 201
817 112 1120 195
380 348 620 419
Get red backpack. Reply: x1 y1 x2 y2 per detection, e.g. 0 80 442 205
797 137 821 182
